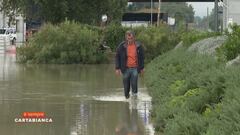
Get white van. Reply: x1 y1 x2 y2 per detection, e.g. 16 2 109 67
0 28 17 45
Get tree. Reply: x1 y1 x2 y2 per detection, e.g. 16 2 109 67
161 2 195 23
195 7 223 31
36 0 68 24
126 2 194 24
0 0 127 25
0 0 23 25
67 0 127 25
0 0 68 24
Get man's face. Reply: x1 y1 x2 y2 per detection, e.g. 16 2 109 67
126 33 134 43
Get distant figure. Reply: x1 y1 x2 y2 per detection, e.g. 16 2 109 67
115 30 144 99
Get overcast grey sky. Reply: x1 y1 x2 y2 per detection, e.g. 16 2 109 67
188 2 214 17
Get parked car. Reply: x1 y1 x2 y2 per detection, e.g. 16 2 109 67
0 28 17 45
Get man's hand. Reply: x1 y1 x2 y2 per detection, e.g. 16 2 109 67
140 69 144 76
115 69 121 76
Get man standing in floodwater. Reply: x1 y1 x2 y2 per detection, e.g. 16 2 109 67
115 30 144 99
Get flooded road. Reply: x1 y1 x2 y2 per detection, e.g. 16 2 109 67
0 53 154 135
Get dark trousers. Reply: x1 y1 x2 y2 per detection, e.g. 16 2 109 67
123 68 138 97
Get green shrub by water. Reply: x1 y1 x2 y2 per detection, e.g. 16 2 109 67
145 49 240 134
103 23 127 51
136 25 180 63
217 25 240 61
17 22 180 64
104 24 180 63
181 30 220 47
17 21 107 64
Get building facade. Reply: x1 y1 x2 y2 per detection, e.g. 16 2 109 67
0 11 26 44
223 0 240 29
0 12 8 28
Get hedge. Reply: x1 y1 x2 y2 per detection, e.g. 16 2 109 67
17 21 107 64
145 49 240 134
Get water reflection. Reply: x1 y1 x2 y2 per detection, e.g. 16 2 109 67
0 54 154 135
115 103 145 135
70 100 151 135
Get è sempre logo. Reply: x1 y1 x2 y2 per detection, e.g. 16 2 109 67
14 112 53 123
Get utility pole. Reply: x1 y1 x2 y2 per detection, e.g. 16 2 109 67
3 12 6 28
157 0 161 26
207 7 209 30
151 0 153 26
214 0 219 32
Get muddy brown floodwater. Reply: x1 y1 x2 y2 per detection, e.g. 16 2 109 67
0 53 154 135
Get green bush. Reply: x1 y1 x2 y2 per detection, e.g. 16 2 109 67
17 22 180 64
165 111 208 135
145 49 240 134
103 23 127 51
217 24 240 61
136 25 180 63
17 21 107 64
104 24 180 63
181 30 220 47
203 67 240 135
